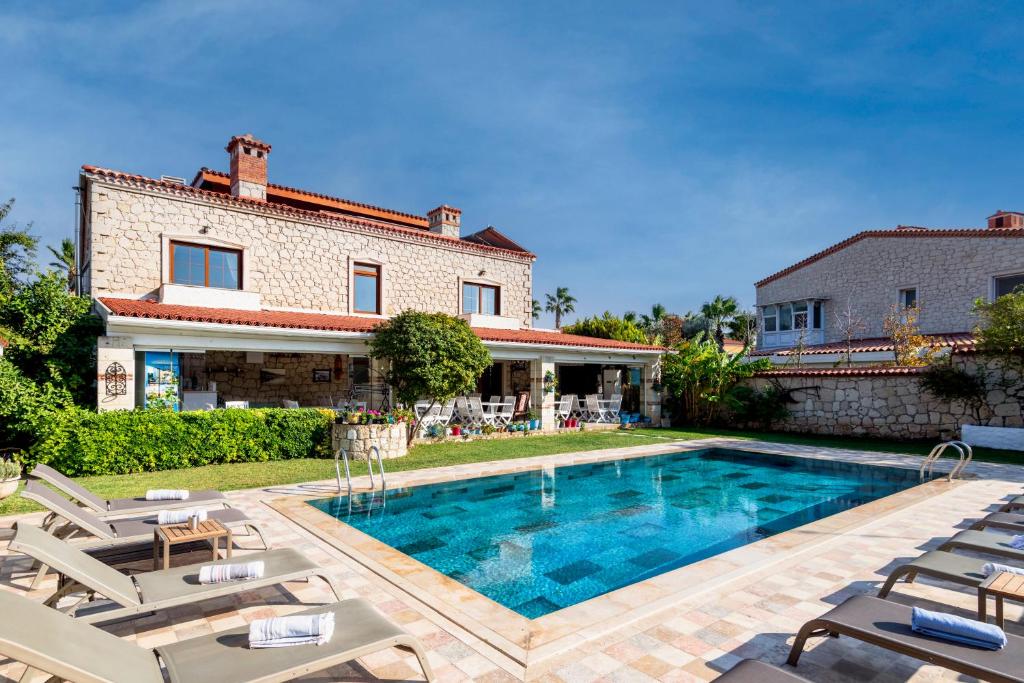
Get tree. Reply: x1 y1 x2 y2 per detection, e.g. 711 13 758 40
726 310 758 347
681 313 711 340
0 198 38 303
661 333 771 425
974 290 1024 355
48 238 78 293
531 299 542 320
883 304 933 366
661 313 686 347
562 312 649 345
545 287 576 329
700 295 740 351
833 300 867 366
368 311 492 443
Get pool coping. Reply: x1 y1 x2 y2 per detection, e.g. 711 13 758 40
268 438 961 672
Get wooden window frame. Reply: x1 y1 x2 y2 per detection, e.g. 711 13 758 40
169 241 243 290
353 262 382 314
462 282 501 315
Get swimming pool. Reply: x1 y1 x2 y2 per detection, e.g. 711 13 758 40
308 448 921 618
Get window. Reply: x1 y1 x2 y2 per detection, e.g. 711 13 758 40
762 306 777 332
792 302 808 329
995 273 1024 298
462 282 500 315
170 242 241 289
353 263 381 314
899 287 918 308
779 303 793 331
812 301 823 329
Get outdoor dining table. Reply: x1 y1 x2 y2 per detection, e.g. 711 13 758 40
480 402 504 413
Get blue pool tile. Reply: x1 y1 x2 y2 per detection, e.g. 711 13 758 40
514 596 562 618
629 547 684 569
396 537 447 556
758 494 793 504
740 482 770 490
515 520 558 533
609 489 643 500
545 559 602 585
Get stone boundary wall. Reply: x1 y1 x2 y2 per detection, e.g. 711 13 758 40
742 356 1023 439
332 423 408 460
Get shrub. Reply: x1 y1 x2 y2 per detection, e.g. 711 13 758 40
730 384 792 430
30 407 334 476
974 290 1024 355
562 312 649 344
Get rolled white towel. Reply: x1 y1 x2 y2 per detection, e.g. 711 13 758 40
156 509 208 525
249 611 334 648
199 561 265 584
146 489 190 501
1011 535 1024 550
983 562 1024 577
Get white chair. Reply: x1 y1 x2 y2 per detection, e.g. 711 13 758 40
584 395 608 423
467 396 495 427
606 395 622 422
414 400 433 420
419 400 454 436
282 400 300 409
554 396 573 426
569 394 584 420
455 396 473 427
496 396 515 427
487 395 501 405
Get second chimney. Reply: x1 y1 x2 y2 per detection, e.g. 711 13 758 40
427 205 461 238
987 210 1024 229
226 134 271 200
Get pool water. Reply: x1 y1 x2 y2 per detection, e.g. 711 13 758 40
309 448 920 618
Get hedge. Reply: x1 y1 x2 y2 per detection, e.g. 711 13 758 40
30 407 335 476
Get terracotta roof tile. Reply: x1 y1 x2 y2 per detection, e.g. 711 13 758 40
755 228 1024 287
750 332 975 357
755 365 926 378
99 298 664 352
81 166 535 261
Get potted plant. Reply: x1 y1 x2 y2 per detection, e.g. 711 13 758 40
543 370 558 395
451 425 462 437
0 459 21 500
527 409 540 430
482 423 496 435
347 411 361 425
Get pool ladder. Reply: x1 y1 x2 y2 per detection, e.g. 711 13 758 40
335 443 387 496
920 440 973 481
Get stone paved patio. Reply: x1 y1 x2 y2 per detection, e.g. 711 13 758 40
1 437 1022 682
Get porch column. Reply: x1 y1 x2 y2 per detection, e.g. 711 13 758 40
96 336 136 412
643 358 664 427
530 356 557 431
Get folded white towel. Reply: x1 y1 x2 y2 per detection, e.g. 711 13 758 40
146 489 189 501
156 509 208 525
983 562 1024 577
199 561 265 584
1011 535 1024 550
249 612 334 648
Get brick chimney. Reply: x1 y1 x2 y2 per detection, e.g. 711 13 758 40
226 134 271 200
987 210 1024 229
427 205 461 238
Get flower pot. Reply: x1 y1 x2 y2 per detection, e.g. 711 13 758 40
0 477 19 500
530 419 539 430
452 426 462 436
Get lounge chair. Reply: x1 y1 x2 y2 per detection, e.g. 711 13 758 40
877 550 996 598
787 595 1024 682
22 480 268 550
939 529 1024 563
715 659 810 682
30 462 227 517
10 522 339 624
0 589 435 683
998 496 1024 513
970 511 1024 533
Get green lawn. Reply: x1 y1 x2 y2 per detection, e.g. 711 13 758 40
2 426 1019 518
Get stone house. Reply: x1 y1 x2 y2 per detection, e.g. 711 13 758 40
752 214 1024 365
81 134 663 428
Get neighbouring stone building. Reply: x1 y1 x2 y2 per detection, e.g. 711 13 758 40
82 134 664 428
753 214 1024 363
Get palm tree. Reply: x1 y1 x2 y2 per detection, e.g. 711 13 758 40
700 295 739 351
640 303 667 333
726 310 757 347
532 299 542 320
47 238 78 293
623 310 638 324
545 287 576 329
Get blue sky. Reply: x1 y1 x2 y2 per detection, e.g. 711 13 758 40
2 2 1023 327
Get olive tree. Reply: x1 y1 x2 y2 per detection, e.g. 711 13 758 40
368 311 492 442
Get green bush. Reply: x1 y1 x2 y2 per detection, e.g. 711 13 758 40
30 407 334 476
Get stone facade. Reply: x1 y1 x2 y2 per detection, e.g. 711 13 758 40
743 356 1023 439
756 232 1024 345
331 423 409 460
83 180 534 325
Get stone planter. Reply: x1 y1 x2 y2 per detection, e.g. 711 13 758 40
331 422 409 461
0 477 19 500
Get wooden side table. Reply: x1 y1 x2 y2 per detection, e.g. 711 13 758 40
977 571 1024 628
153 519 232 570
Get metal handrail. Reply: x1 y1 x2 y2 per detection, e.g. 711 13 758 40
948 440 974 480
920 441 964 481
335 446 352 496
335 443 387 495
367 445 386 491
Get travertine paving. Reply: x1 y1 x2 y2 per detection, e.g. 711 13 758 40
1 438 1022 682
